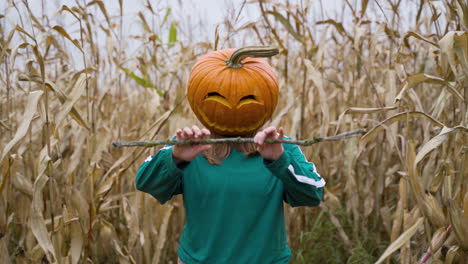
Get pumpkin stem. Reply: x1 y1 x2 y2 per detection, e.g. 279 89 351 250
226 46 279 69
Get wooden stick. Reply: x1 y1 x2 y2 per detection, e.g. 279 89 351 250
112 129 366 148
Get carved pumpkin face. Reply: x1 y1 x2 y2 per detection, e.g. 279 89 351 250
187 47 279 136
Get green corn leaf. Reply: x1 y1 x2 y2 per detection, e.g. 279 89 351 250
122 68 163 96
162 8 171 26
266 11 303 43
168 22 177 49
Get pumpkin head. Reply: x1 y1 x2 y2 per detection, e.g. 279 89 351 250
187 46 279 136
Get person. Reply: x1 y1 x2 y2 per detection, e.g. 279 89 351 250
135 46 325 263
135 125 325 263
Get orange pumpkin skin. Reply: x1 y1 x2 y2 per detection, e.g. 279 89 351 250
187 48 278 136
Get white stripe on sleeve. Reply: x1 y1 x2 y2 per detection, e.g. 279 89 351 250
287 164 326 188
144 146 173 163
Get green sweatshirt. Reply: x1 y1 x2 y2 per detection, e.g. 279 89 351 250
136 141 325 264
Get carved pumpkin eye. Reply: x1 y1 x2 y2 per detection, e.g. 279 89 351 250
237 94 263 109
239 95 256 101
205 92 225 99
204 92 231 108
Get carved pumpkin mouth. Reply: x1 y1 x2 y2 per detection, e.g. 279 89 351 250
197 107 267 134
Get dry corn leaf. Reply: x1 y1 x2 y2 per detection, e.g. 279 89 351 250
0 28 15 61
395 74 446 104
464 192 468 219
14 25 34 40
304 59 329 136
10 42 30 66
18 75 89 130
407 141 424 196
375 217 424 264
11 171 33 198
443 172 455 205
419 226 451 264
52 26 83 52
335 106 397 134
0 195 9 263
444 245 461 264
380 206 392 236
324 188 341 210
123 198 139 250
0 90 43 163
403 31 438 48
429 162 447 193
31 45 45 78
71 188 90 234
360 0 369 18
354 26 368 50
453 31 468 74
447 200 468 250
0 239 9 264
138 11 151 33
455 0 468 30
400 212 412 264
69 220 83 264
391 178 407 242
423 193 447 227
425 193 447 224
87 0 111 26
445 82 465 101
151 204 174 264
316 19 352 41
96 169 123 201
54 73 86 129
30 171 57 263
0 158 11 195
64 131 86 177
439 31 467 78
359 111 445 148
59 5 80 20
408 141 446 227
289 105 302 138
415 126 468 165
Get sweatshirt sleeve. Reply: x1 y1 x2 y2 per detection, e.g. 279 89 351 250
135 146 184 204
264 143 325 207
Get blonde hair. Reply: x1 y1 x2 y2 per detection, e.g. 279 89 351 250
202 132 258 165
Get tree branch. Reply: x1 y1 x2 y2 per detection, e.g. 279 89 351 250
112 129 366 148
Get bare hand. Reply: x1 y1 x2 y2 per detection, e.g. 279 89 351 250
254 127 284 161
172 126 211 162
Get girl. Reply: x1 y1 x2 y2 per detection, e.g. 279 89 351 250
135 47 325 264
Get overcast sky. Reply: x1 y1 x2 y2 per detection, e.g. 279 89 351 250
2 0 433 40
3 0 345 38
1 0 442 68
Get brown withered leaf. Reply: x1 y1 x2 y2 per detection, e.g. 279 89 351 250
375 217 424 264
0 90 43 163
415 126 468 165
359 111 445 149
447 200 468 250
394 73 446 104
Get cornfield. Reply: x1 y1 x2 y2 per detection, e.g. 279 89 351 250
0 0 467 263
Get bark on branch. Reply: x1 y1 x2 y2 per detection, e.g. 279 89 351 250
112 129 366 148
